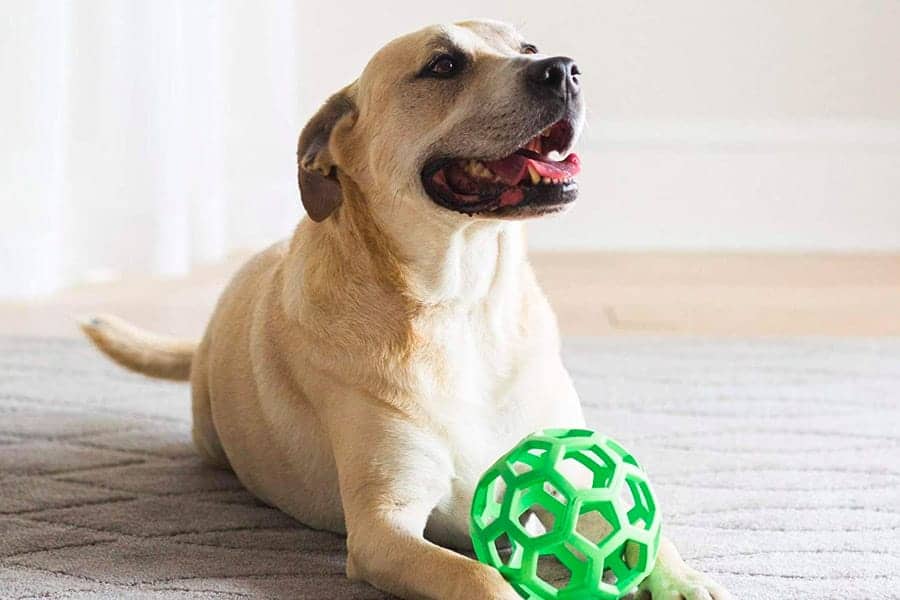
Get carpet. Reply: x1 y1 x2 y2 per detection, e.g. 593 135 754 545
1 337 898 599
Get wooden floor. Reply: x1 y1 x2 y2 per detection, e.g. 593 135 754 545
1 252 899 338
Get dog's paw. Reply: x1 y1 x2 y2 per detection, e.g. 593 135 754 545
636 564 731 600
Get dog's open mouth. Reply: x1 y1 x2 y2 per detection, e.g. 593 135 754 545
421 119 580 216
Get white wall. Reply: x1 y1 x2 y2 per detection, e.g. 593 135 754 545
0 1 306 298
299 0 900 250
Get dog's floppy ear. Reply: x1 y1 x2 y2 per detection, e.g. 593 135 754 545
297 87 356 222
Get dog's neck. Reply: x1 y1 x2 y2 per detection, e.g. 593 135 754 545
396 220 526 307
372 196 528 307
289 185 529 312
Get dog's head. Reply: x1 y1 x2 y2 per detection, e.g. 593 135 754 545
297 20 584 223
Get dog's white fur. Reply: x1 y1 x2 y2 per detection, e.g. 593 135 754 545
82 20 730 600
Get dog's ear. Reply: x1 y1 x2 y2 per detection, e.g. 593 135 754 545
297 87 356 222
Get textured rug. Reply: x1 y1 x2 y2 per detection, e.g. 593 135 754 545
1 337 898 599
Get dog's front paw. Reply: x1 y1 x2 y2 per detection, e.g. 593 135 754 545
637 564 731 600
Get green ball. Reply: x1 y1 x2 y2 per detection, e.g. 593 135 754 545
469 429 662 600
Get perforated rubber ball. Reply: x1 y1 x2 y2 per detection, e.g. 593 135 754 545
470 429 661 600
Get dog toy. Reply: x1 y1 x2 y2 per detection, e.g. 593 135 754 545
470 429 661 600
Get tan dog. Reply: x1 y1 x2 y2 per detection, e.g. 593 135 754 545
82 20 730 600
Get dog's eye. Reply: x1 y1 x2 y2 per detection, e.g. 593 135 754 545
425 54 460 78
522 44 539 55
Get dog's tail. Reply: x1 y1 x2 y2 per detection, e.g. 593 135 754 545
78 314 196 382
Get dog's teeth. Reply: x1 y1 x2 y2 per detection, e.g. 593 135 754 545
462 159 497 180
541 126 553 138
527 165 541 185
541 176 552 184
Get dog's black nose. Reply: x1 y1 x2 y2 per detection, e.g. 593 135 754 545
527 56 580 100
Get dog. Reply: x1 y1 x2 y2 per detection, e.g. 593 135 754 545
82 19 730 600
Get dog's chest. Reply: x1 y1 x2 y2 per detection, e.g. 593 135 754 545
410 310 568 548
409 307 538 432
426 402 537 549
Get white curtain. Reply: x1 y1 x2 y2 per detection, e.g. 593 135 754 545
0 1 305 299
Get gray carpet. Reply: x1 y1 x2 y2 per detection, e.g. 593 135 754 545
1 337 898 599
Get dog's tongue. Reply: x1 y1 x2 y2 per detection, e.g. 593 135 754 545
485 152 581 185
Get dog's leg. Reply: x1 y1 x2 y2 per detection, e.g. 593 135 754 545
345 507 520 600
635 537 731 600
326 408 521 600
543 479 731 600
